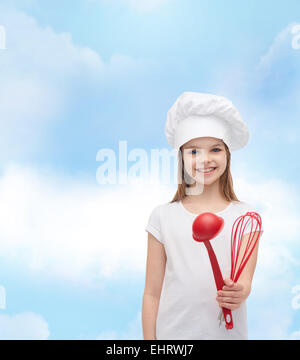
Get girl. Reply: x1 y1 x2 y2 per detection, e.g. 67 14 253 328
142 92 264 340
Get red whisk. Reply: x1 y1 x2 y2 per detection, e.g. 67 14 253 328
218 211 263 328
230 211 263 282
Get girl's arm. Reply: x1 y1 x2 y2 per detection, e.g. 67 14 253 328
216 231 262 310
142 232 166 340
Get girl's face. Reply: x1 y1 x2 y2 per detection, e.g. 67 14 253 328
181 137 227 186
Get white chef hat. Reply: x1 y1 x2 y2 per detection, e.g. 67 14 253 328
165 92 249 152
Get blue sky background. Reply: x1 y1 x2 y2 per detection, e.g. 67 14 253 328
0 0 299 339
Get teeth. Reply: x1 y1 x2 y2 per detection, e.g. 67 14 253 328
197 167 215 173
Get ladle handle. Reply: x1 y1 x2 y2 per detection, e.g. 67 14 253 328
204 241 234 330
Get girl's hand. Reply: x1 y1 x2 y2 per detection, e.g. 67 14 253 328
216 278 250 310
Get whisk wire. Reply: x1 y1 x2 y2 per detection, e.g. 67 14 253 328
230 212 262 282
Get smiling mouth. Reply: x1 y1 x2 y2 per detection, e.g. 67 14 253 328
196 167 217 174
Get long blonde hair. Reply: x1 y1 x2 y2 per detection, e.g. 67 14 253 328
169 141 240 203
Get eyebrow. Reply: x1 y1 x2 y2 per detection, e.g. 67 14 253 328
184 143 224 149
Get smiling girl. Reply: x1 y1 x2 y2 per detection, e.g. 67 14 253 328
142 92 264 340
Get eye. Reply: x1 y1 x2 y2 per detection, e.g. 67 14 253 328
190 148 221 154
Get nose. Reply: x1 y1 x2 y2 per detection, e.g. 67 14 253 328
195 149 212 165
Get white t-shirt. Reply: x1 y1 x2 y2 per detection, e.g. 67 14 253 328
145 199 264 340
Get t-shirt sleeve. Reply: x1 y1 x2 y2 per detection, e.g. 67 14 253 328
145 205 163 244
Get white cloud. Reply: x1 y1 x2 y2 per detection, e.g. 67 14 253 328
289 329 300 340
255 23 297 73
211 22 300 129
0 312 50 340
0 6 152 164
0 151 299 338
0 160 299 282
0 6 104 163
0 162 174 286
96 311 142 339
212 22 297 96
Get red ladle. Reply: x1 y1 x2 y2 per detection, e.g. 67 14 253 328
192 212 233 330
